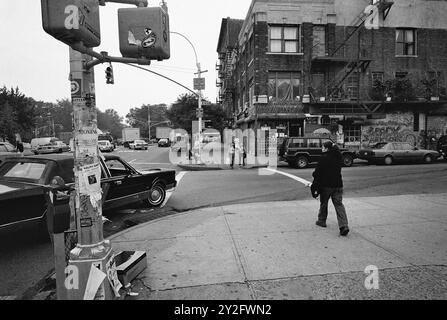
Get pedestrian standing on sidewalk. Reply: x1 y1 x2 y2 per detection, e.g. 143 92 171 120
15 133 24 156
312 141 350 236
229 138 236 169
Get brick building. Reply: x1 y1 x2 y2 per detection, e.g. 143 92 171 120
216 0 447 152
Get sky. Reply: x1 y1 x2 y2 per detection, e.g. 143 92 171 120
0 0 251 119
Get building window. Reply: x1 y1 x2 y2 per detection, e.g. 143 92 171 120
414 112 420 132
344 125 361 144
396 29 417 56
312 25 326 58
268 72 301 101
345 73 359 99
395 71 408 79
372 72 384 84
269 25 301 53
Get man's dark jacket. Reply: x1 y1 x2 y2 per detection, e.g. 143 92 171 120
312 149 344 188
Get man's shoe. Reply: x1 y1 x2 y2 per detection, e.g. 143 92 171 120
340 226 350 236
316 220 327 228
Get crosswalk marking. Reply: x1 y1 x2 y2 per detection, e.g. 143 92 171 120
262 168 312 187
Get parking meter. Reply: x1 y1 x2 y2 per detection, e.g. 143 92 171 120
44 176 73 234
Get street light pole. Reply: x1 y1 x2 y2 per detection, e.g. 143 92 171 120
147 105 151 140
170 31 207 163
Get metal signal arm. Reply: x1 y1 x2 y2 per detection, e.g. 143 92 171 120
98 0 148 7
70 43 151 70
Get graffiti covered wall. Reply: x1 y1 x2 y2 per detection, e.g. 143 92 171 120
361 112 423 147
361 112 447 149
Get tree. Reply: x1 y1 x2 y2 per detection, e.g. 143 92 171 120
0 86 37 142
166 93 226 134
126 104 169 138
97 109 125 139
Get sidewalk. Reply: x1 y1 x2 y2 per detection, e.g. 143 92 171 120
110 193 447 300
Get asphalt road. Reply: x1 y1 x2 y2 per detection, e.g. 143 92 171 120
1 145 446 299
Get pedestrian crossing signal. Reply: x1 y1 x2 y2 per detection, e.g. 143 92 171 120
105 65 114 84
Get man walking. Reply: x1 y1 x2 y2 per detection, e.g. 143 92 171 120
312 141 350 236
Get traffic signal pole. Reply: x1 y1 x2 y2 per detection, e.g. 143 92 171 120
67 48 114 300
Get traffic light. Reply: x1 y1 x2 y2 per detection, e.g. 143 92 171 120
118 6 170 61
105 64 114 84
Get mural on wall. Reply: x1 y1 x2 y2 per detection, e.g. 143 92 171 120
361 113 447 149
361 113 421 147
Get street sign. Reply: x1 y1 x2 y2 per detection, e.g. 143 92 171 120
41 0 101 48
196 108 203 118
194 78 205 90
118 7 170 61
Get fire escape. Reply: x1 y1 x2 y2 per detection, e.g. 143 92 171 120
310 0 394 115
217 49 237 119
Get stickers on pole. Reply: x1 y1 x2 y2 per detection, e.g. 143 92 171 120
79 163 102 208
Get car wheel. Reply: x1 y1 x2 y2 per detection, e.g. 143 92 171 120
384 156 393 165
342 154 353 167
58 148 63 153
146 183 166 207
296 156 309 169
424 154 433 164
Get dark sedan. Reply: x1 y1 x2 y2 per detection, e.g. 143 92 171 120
0 154 176 234
357 142 441 165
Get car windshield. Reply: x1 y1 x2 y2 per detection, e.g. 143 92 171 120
372 142 388 149
1 162 46 182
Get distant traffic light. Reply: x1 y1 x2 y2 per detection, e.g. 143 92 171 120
105 64 114 84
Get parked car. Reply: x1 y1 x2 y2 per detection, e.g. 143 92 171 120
158 138 171 148
0 142 17 164
437 135 447 161
132 140 149 150
0 154 177 234
279 136 356 169
357 142 441 165
31 137 70 154
98 140 114 152
123 140 134 149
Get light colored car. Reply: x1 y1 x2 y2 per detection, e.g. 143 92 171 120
357 142 441 165
98 140 114 152
132 140 149 150
31 137 70 155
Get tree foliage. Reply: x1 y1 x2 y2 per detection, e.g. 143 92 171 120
0 86 36 142
126 104 169 138
97 108 124 139
166 93 226 134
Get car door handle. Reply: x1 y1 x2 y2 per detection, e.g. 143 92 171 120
115 181 122 186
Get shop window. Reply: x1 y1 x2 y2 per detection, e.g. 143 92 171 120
268 72 301 101
396 29 417 56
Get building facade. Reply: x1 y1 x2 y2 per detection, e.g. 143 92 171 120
216 0 447 153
